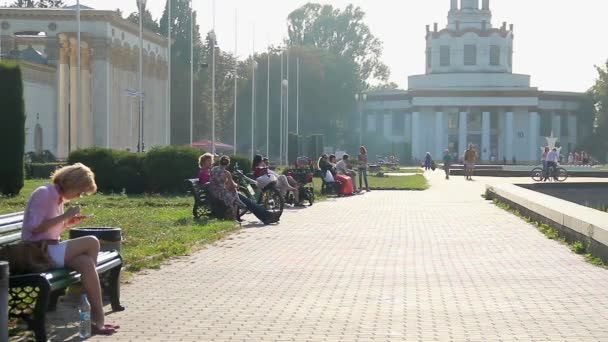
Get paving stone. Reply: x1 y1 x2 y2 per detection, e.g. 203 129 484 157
45 172 608 341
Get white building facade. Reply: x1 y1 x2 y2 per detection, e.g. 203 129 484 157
364 0 590 163
0 6 169 158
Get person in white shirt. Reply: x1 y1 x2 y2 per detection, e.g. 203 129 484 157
544 148 559 181
335 154 359 192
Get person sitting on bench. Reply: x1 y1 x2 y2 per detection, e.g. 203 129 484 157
336 154 359 193
22 163 120 335
210 155 281 224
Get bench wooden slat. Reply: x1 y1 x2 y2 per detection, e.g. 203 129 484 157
0 232 21 245
49 254 122 291
0 215 24 226
0 222 23 235
0 211 24 220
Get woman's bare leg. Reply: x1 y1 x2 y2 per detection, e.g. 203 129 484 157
65 237 105 326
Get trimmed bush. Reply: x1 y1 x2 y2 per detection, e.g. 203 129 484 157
143 146 201 193
114 152 146 194
68 148 119 193
26 163 65 179
227 154 252 174
26 150 56 163
0 62 25 196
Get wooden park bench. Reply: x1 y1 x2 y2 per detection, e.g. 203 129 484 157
184 179 228 219
0 211 124 342
314 170 340 195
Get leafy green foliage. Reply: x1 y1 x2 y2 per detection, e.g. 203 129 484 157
287 3 390 84
10 0 63 7
142 146 201 193
25 163 64 179
581 60 608 163
68 148 118 193
0 62 25 196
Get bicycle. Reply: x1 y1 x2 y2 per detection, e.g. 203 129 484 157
232 169 284 218
530 165 568 182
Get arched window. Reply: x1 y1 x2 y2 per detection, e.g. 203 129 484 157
34 124 43 154
464 45 477 66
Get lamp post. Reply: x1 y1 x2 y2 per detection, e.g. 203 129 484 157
355 93 367 146
251 58 258 160
210 30 217 153
233 9 238 155
137 0 147 152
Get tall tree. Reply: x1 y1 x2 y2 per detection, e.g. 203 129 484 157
159 0 204 145
582 60 608 162
287 3 390 85
127 8 161 34
10 0 64 7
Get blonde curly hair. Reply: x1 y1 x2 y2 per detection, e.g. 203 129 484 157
51 163 97 195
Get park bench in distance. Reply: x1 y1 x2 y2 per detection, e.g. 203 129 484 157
0 211 124 342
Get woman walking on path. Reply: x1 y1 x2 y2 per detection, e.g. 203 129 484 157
357 146 370 191
424 152 433 171
22 163 120 335
442 149 452 180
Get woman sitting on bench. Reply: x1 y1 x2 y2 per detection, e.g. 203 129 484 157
22 163 119 335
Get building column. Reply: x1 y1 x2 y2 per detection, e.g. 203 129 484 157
481 111 490 162
56 34 70 159
569 114 577 151
458 111 468 157
80 41 93 148
435 111 444 158
384 111 392 140
505 111 514 160
552 112 561 139
69 37 79 150
412 111 421 162
528 111 539 162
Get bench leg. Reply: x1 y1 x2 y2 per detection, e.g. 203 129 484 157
47 289 65 312
30 282 50 342
107 265 125 312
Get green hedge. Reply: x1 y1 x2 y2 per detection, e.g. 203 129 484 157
114 152 146 194
142 146 201 193
0 62 25 196
68 148 118 193
26 163 65 179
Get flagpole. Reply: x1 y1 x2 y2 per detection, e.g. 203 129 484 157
296 57 300 135
279 51 283 164
211 0 216 153
250 24 255 160
189 0 194 146
166 0 171 145
233 9 238 155
285 48 289 165
266 46 270 158
76 0 81 152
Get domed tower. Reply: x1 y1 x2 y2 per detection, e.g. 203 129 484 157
425 0 514 74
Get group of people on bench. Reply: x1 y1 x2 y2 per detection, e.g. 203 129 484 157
198 153 281 225
317 146 371 195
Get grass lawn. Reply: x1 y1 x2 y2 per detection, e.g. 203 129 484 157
312 174 428 191
0 179 236 273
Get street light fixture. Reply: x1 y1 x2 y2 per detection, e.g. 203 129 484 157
282 78 289 165
355 93 367 146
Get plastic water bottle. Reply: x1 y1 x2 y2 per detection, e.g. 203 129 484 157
78 294 92 338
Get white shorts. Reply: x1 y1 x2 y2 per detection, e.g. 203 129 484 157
47 241 68 268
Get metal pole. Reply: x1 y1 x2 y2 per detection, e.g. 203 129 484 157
233 9 238 155
138 0 144 152
189 0 193 146
359 101 362 146
250 25 255 160
285 49 289 165
211 0 216 153
279 52 283 164
0 261 8 342
296 57 299 135
76 0 81 151
167 0 171 145
266 50 270 157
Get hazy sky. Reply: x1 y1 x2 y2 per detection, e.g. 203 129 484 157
71 0 608 92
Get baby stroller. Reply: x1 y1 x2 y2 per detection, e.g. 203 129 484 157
284 156 315 206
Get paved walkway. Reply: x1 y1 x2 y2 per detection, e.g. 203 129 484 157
50 173 608 341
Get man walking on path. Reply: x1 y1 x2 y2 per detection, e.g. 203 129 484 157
442 149 452 180
464 144 477 180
